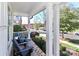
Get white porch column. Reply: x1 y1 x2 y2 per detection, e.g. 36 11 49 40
53 3 60 56
0 2 8 56
27 17 31 39
46 3 60 56
46 3 53 56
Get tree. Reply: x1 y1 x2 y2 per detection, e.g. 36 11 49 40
34 22 40 30
13 25 22 32
60 6 79 39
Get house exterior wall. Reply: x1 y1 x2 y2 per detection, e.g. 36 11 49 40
0 2 13 56
0 2 8 56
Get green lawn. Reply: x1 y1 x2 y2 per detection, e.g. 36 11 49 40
60 40 79 52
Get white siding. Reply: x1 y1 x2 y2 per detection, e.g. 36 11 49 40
0 2 8 56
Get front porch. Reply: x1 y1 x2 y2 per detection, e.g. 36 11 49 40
0 2 60 56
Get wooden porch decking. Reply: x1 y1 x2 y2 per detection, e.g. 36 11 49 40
29 39 46 56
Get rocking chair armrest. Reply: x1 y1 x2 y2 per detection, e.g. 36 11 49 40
18 42 28 45
19 47 33 53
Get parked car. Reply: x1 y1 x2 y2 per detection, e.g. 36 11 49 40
64 32 68 34
75 32 79 36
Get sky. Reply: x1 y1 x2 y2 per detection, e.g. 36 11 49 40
21 2 79 24
30 11 45 24
68 2 79 8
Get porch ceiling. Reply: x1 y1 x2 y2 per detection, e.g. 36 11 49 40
10 2 46 17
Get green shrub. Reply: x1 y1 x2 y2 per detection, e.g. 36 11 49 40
60 51 69 56
13 25 22 32
30 32 39 38
69 40 79 44
32 36 46 53
60 44 69 56
60 44 66 51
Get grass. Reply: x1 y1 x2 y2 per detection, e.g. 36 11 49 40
60 40 79 52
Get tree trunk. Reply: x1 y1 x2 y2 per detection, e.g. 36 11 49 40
62 32 64 40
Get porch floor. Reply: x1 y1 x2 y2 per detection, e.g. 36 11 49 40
28 39 46 56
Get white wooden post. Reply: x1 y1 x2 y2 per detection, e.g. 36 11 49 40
46 3 53 56
0 2 8 56
53 3 60 56
8 4 13 55
27 17 31 39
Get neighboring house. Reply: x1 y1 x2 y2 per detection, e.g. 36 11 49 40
13 16 22 25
